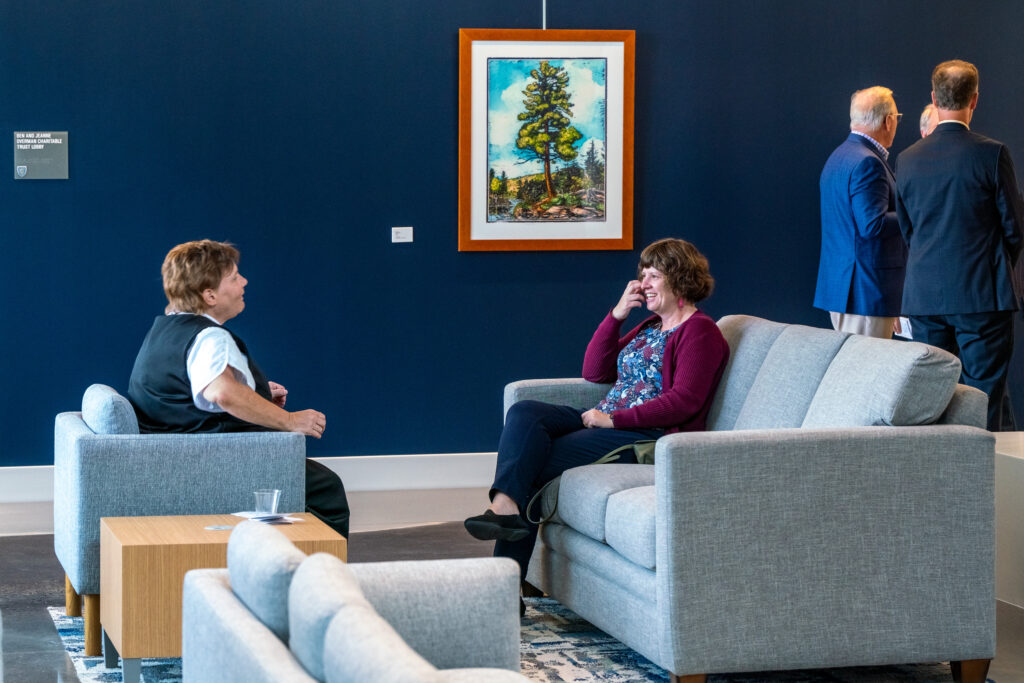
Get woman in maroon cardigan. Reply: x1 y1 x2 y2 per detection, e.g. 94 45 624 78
465 239 730 605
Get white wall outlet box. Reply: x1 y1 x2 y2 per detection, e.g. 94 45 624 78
391 226 413 243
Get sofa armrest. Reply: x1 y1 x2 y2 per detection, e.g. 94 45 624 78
182 569 316 683
653 425 995 673
54 412 306 594
348 557 521 672
503 379 612 419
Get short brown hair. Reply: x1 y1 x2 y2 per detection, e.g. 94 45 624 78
932 59 979 110
161 240 239 313
637 238 714 303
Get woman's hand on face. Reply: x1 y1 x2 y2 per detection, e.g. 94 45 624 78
612 280 644 321
581 409 613 429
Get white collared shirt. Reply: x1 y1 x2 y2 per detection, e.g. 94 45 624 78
170 312 255 412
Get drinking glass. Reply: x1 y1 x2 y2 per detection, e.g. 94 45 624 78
253 488 281 515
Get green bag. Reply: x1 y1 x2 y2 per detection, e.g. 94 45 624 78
525 439 657 525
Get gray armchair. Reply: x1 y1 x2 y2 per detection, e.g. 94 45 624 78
514 315 996 683
183 522 527 682
54 384 305 655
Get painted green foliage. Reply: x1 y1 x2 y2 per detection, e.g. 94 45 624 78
516 61 583 198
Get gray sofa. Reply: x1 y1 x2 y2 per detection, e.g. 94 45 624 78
54 383 306 654
510 315 995 683
183 522 528 682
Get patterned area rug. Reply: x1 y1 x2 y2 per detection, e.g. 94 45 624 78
50 601 990 682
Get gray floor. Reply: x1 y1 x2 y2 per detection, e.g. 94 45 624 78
2 526 1023 682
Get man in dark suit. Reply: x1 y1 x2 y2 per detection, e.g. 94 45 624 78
896 59 1024 430
814 86 907 338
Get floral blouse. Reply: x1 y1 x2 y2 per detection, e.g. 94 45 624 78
595 323 674 413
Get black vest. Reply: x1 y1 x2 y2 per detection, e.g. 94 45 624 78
127 314 272 433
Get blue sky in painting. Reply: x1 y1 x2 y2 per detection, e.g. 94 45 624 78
487 58 606 179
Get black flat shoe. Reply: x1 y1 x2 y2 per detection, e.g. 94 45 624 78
464 509 529 542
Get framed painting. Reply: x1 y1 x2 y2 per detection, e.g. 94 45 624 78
458 28 635 251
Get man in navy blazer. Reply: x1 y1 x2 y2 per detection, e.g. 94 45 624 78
896 59 1024 430
814 86 907 338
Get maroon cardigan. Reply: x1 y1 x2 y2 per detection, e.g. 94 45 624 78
581 310 730 434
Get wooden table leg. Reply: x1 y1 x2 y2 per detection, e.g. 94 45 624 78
951 659 991 683
65 575 81 617
83 594 101 656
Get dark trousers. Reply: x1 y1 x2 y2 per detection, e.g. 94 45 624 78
305 458 350 537
492 400 661 578
910 311 1014 430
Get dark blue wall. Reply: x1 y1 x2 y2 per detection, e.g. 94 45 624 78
3 1 1024 466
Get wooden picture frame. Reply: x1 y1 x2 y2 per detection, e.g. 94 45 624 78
458 28 635 251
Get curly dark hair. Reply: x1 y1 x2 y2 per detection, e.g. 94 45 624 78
637 238 714 303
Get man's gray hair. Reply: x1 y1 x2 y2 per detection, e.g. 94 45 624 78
932 59 979 110
849 86 895 130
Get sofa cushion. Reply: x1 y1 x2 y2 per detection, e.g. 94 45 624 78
558 464 654 543
322 598 440 683
605 485 656 569
81 384 139 434
227 521 307 641
290 553 374 680
802 336 961 427
706 315 788 431
731 325 848 429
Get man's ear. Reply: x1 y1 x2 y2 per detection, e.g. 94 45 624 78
202 288 217 306
969 91 979 111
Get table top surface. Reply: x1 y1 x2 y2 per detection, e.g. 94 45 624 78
99 513 346 547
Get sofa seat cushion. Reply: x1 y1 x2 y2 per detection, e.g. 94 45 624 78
537 522 657 601
802 336 961 427
227 522 307 641
558 464 654 543
81 384 139 434
605 486 656 569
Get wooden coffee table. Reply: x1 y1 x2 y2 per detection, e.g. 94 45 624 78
99 513 346 683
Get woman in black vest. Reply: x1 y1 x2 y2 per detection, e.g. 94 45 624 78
128 239 350 536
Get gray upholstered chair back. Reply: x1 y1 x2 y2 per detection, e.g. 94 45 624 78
55 384 306 597
706 315 969 431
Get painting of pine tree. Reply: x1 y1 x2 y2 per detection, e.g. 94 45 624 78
487 58 607 223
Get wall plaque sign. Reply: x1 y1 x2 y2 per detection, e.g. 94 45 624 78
14 131 69 179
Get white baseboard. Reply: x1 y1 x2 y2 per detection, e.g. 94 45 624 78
0 466 55 503
0 453 498 504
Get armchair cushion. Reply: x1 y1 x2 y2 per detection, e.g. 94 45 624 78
289 553 372 681
802 336 961 428
322 598 439 683
81 384 139 434
227 521 306 642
